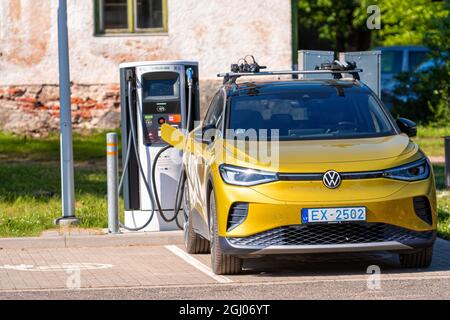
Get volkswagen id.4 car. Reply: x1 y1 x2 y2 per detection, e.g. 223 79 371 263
181 76 437 275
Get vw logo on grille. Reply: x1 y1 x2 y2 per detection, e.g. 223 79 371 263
323 170 342 189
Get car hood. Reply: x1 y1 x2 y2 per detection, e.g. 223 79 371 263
222 134 420 172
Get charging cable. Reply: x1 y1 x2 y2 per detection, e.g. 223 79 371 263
117 80 157 231
173 67 194 226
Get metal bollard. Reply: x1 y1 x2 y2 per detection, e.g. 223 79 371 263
107 133 120 233
445 136 450 189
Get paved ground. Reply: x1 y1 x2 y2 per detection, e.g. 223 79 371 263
0 233 449 300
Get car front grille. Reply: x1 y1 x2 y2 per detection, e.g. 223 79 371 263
228 223 433 247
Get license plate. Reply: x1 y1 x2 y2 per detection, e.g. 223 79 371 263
302 207 366 224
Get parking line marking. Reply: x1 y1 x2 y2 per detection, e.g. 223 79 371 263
165 245 232 284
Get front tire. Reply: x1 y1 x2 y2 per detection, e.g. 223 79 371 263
399 246 433 268
184 183 210 254
209 189 242 275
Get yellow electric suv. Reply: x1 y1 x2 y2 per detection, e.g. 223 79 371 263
180 77 437 275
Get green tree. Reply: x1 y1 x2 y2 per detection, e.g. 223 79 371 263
297 0 446 50
298 0 370 51
370 0 442 46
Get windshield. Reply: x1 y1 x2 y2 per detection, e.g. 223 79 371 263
227 86 396 141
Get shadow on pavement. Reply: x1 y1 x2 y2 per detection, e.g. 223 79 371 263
239 239 450 277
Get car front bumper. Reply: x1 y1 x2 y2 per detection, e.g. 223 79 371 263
219 223 436 255
211 160 437 256
213 173 437 237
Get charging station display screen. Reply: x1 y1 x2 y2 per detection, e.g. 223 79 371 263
145 79 177 97
142 72 180 99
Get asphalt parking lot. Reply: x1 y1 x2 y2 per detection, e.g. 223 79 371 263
0 232 449 300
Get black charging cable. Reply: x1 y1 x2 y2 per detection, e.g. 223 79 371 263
117 80 156 231
151 145 183 229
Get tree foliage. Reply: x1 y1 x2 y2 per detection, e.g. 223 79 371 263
298 0 369 51
298 0 447 50
370 0 442 46
297 0 449 125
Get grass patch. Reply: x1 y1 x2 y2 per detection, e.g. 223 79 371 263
0 131 120 162
0 129 448 238
437 191 450 241
414 138 445 157
434 163 450 240
413 125 450 158
0 162 110 237
0 130 120 237
417 125 450 138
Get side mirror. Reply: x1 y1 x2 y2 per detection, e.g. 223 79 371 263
396 117 417 137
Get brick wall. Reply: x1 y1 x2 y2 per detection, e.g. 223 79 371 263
0 84 121 136
0 80 220 136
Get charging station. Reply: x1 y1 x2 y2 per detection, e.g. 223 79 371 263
119 61 200 232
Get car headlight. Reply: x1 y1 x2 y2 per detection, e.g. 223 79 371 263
219 165 278 186
383 158 430 181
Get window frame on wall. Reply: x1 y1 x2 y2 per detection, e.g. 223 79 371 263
95 0 168 35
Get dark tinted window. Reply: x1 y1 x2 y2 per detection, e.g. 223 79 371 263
137 0 163 29
409 51 428 71
381 50 403 73
228 86 395 141
103 0 128 29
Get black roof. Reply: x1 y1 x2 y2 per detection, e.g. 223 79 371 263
224 79 369 97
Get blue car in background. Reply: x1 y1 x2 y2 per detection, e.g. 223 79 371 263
376 46 430 108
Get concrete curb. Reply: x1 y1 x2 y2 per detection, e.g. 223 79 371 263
0 231 184 249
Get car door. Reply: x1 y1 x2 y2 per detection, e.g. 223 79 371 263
189 91 225 220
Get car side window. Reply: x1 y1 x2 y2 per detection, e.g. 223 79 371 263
409 51 428 71
381 50 403 73
204 91 224 129
204 93 219 124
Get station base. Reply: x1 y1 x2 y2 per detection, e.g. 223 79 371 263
55 216 80 226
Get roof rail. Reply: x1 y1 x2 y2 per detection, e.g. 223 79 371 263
218 58 363 84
